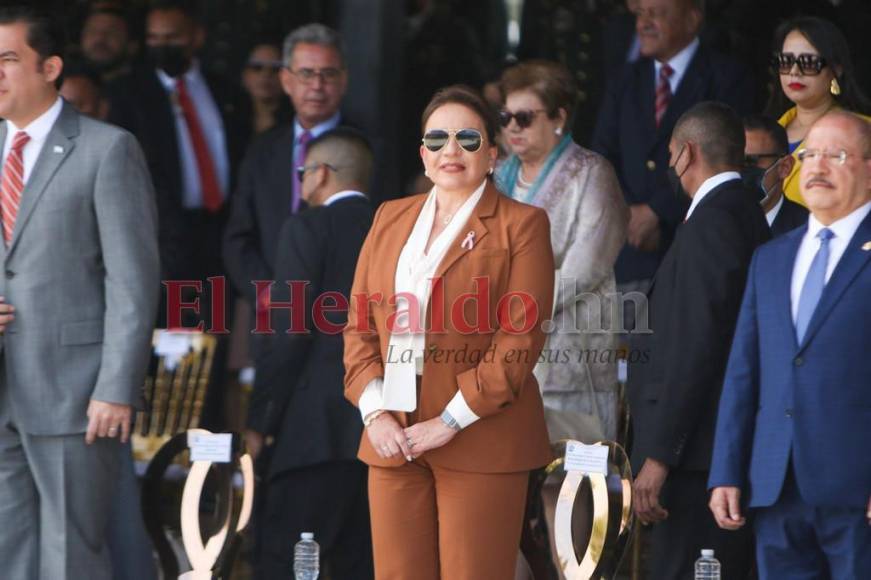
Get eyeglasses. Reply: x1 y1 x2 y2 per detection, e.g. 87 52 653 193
296 162 338 182
772 52 827 76
288 67 344 84
421 129 483 153
498 109 547 129
796 148 867 165
246 59 282 73
744 153 784 167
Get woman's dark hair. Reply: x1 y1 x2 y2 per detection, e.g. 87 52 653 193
421 85 498 145
766 16 871 117
499 60 577 127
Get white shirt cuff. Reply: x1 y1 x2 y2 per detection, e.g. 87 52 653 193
445 390 480 429
358 377 384 421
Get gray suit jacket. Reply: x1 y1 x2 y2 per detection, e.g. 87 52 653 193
0 101 159 435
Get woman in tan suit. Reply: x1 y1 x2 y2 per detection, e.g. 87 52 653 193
344 86 554 579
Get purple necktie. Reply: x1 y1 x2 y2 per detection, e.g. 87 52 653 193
291 130 312 213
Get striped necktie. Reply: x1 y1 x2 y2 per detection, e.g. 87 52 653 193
655 63 674 128
0 131 31 246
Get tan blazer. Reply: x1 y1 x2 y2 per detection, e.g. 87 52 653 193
344 182 555 473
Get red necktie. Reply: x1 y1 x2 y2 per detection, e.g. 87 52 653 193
1 131 30 246
655 63 674 128
175 77 223 212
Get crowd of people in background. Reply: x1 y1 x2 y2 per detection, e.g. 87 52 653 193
0 0 869 578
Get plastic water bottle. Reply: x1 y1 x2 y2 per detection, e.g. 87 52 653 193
694 549 721 580
293 532 319 580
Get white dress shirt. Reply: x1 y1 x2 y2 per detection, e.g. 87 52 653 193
790 201 871 323
654 37 700 95
358 182 486 428
323 190 366 206
1 96 63 185
684 171 741 221
156 62 230 209
294 112 341 147
765 195 785 227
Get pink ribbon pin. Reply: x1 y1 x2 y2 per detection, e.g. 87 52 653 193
461 231 475 250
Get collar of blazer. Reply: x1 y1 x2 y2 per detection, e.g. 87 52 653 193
378 181 501 308
0 99 77 262
790 210 871 352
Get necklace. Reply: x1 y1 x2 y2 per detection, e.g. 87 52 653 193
442 213 453 225
518 166 535 187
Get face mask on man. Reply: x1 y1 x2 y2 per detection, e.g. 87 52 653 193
741 157 783 204
147 45 190 78
667 145 689 198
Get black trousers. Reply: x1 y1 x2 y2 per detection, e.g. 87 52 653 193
255 459 374 580
648 470 755 580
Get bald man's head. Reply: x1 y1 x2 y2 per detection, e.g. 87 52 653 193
301 127 373 205
800 111 871 224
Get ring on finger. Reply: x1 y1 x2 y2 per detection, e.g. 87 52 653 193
407 439 414 448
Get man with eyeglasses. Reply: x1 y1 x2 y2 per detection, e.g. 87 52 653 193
223 23 355 353
245 128 375 579
743 115 808 237
709 111 871 579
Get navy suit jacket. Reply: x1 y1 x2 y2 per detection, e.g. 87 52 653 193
591 45 754 283
709 210 871 508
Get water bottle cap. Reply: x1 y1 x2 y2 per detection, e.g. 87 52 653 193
701 549 714 557
301 532 314 540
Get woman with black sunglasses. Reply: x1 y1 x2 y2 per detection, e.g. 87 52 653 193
496 60 628 443
343 85 554 578
768 16 871 205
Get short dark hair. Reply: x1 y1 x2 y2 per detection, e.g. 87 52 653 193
0 5 65 63
421 85 498 145
146 0 200 22
61 58 104 92
307 126 374 190
743 114 789 156
499 60 577 128
674 101 745 168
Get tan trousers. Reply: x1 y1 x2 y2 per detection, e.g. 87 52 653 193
368 457 528 580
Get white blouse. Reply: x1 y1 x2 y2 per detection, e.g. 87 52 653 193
357 182 486 428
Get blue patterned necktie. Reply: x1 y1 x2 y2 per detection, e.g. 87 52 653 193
795 228 834 342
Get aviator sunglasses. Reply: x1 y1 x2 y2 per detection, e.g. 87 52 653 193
498 109 546 129
422 129 484 153
772 52 828 76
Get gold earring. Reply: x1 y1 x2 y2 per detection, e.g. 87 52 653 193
830 77 841 96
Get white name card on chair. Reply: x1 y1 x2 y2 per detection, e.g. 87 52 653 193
188 432 232 463
155 331 194 370
564 440 609 475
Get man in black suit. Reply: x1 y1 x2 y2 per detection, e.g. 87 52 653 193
628 102 770 579
591 0 754 329
743 115 809 238
107 0 251 322
246 128 375 579
222 23 349 350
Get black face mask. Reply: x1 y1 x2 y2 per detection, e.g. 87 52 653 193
147 45 190 78
667 145 688 199
741 158 783 203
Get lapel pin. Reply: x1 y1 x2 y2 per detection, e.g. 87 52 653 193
862 241 871 251
53 146 63 154
461 231 475 250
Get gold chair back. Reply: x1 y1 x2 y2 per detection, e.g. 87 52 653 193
132 330 218 463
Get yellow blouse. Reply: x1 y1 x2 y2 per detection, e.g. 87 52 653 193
778 107 871 206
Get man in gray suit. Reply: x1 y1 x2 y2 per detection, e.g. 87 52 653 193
0 7 159 579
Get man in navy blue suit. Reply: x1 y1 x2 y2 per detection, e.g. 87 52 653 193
709 111 871 579
592 0 754 327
